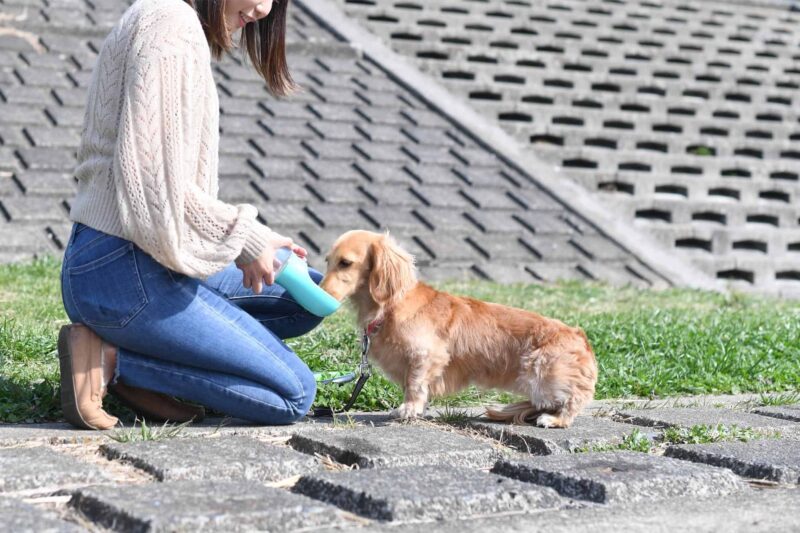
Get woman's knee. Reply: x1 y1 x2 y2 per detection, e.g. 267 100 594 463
288 364 317 418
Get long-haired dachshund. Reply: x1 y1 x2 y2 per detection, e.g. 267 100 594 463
320 230 597 427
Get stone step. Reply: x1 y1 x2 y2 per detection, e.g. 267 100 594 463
293 464 570 522
753 405 800 422
0 496 81 532
614 407 800 436
492 450 747 504
100 436 321 482
358 488 800 533
0 446 109 494
288 424 500 469
468 415 660 455
70 480 358 532
665 439 800 483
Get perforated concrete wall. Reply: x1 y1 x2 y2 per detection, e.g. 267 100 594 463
330 0 800 296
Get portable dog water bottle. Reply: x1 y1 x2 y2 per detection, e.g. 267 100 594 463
273 247 341 317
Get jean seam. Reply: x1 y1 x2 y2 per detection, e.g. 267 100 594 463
122 357 294 412
228 295 298 305
63 232 111 263
172 279 306 398
68 242 132 274
256 312 305 324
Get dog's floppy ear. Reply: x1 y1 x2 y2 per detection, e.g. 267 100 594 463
369 233 416 306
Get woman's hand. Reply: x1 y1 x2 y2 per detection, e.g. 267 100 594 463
238 234 309 294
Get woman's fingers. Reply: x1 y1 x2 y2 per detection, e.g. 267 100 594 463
291 243 308 259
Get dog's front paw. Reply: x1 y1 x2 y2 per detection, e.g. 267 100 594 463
391 402 422 420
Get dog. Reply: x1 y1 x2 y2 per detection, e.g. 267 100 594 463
320 230 597 427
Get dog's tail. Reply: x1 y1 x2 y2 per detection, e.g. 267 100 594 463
484 401 543 425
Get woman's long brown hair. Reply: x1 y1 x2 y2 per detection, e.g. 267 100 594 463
184 0 297 97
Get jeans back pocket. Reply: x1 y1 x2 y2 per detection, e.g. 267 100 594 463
67 242 148 329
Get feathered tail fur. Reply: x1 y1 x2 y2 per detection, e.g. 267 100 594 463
484 401 544 425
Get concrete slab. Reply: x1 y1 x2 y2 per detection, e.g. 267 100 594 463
0 414 395 446
469 415 660 454
70 481 360 532
752 405 800 423
293 465 568 522
0 446 108 494
588 394 764 412
0 423 110 447
665 439 800 484
360 489 800 533
100 436 320 482
0 496 81 532
289 424 499 468
615 408 800 435
492 451 745 504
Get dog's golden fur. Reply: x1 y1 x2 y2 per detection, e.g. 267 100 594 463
320 230 597 427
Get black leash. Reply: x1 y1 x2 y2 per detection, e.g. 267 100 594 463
311 330 373 417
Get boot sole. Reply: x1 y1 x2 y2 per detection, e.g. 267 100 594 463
58 325 100 430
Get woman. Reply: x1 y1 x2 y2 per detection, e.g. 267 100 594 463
58 0 321 430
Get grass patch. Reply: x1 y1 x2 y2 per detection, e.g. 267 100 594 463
433 404 475 426
106 418 193 443
756 391 800 407
579 423 776 454
660 424 774 445
579 428 653 453
1 257 799 423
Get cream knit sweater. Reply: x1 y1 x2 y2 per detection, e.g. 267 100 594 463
70 0 273 279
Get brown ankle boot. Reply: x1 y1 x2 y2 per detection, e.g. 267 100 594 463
108 383 205 423
58 324 119 430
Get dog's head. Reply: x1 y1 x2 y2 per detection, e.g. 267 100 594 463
321 230 416 308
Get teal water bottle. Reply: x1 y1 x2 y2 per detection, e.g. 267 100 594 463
273 247 341 317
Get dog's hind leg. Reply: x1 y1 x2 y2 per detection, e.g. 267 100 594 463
532 346 596 428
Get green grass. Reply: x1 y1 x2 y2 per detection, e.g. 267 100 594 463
578 427 653 453
1 256 799 423
756 391 800 407
579 424 776 454
661 424 774 445
433 404 475 426
106 418 194 443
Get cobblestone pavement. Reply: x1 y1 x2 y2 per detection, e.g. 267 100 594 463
1 395 799 531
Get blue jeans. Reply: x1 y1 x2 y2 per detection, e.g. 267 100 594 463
60 223 322 424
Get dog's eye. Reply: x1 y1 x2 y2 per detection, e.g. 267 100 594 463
338 259 353 268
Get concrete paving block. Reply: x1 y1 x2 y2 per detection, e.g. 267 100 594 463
70 480 358 532
0 225 53 252
361 489 800 533
14 147 76 172
0 496 81 533
1 197 67 222
289 424 499 468
13 171 76 196
665 439 800 483
492 451 745 504
101 436 321 482
470 415 660 454
752 405 800 423
0 446 108 493
0 423 114 447
0 147 20 171
293 464 568 521
615 408 800 435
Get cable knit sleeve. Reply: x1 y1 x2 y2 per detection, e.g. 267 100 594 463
112 26 272 279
